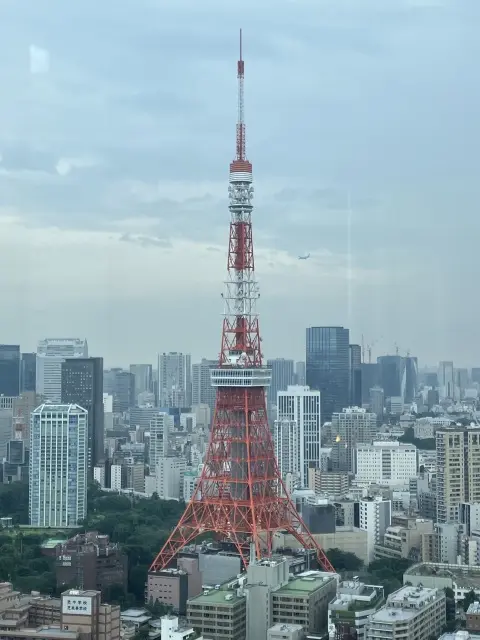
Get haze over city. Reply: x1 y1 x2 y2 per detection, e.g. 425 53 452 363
0 0 478 366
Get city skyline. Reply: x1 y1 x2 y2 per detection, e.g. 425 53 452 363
0 1 478 365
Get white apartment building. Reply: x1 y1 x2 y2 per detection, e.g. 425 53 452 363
161 615 202 640
183 469 200 501
365 585 445 640
331 407 377 473
29 404 87 527
355 441 417 486
277 385 321 487
110 464 123 490
359 497 392 562
149 412 173 470
274 418 301 482
156 456 187 500
93 465 105 487
36 338 88 402
436 427 480 524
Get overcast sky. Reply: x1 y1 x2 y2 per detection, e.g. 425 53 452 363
0 0 477 367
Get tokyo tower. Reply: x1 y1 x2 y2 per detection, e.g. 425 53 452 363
149 31 334 573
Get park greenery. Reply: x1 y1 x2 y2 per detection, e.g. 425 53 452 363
0 481 185 606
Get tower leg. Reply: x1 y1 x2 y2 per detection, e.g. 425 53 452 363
282 498 335 572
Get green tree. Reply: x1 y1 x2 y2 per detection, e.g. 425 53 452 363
326 548 363 572
463 589 478 612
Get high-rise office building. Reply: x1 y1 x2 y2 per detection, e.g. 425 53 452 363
267 358 295 408
472 368 480 385
369 386 384 424
277 385 321 487
331 407 377 473
349 344 362 407
377 355 404 399
29 404 87 527
295 361 306 386
361 362 379 405
404 356 418 403
149 413 173 471
103 368 135 413
360 497 392 562
61 357 104 467
274 418 301 484
455 368 469 400
20 352 36 392
438 361 455 400
36 339 88 403
355 442 417 486
436 427 480 524
158 352 192 408
0 345 20 397
306 326 350 421
192 358 217 417
129 364 153 402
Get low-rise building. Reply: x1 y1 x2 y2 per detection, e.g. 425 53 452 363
271 571 337 634
147 557 202 614
160 615 200 640
187 584 247 640
55 532 128 595
0 587 120 640
328 580 384 640
404 562 480 602
365 585 445 640
267 623 304 640
467 602 480 633
374 518 434 562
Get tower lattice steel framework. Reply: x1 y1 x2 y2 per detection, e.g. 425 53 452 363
149 30 334 573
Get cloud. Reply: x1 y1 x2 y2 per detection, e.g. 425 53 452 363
0 0 477 365
29 45 50 74
55 156 101 176
119 232 172 249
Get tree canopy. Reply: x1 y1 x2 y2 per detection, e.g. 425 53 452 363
326 548 363 572
0 482 186 605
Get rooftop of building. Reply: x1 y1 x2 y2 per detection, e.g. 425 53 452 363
468 603 480 614
121 608 151 620
269 622 304 632
405 562 480 590
439 632 480 640
6 626 78 639
57 531 119 553
62 589 100 598
187 583 245 607
330 582 384 613
33 404 87 415
369 586 442 623
275 571 336 597
41 538 68 550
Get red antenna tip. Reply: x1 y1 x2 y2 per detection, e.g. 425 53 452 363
239 28 242 61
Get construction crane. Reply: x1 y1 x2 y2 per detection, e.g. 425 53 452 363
364 337 382 364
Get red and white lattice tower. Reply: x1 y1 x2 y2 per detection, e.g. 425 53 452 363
149 30 334 573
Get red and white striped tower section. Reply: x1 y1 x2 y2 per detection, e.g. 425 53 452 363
149 30 334 573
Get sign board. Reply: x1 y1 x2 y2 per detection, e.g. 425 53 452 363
62 596 92 615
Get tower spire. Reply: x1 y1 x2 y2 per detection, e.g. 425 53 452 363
236 28 245 161
147 32 334 579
